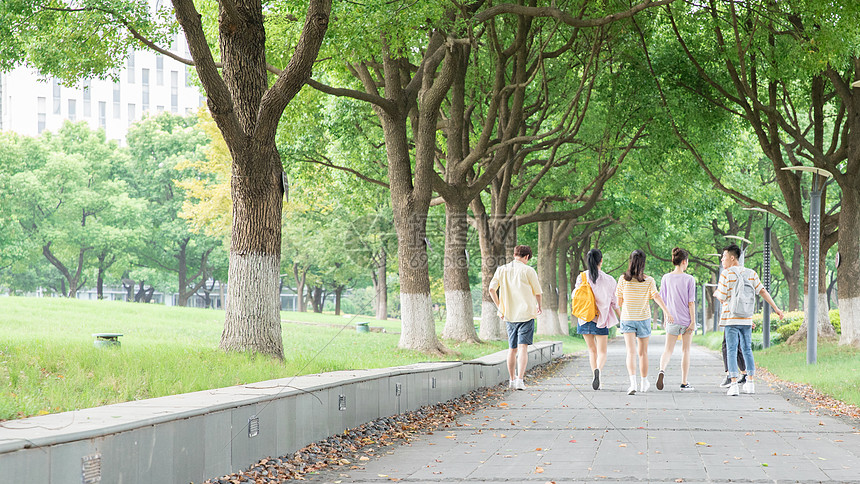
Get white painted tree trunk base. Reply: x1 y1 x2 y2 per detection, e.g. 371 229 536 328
398 292 445 353
479 301 505 341
839 296 860 346
537 310 562 335
220 253 284 359
556 312 570 336
442 290 479 342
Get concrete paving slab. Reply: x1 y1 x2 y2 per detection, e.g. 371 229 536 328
313 335 860 483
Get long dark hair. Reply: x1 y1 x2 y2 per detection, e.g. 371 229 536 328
586 248 602 283
623 249 646 282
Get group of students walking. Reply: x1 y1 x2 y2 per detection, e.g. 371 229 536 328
488 243 783 396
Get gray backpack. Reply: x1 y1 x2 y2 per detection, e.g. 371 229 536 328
729 267 756 318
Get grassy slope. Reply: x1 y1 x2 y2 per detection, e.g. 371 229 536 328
694 332 860 407
0 297 581 420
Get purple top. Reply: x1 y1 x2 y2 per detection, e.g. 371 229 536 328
573 270 619 329
659 272 696 327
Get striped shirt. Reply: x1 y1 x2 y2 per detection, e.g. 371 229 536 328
615 275 658 321
715 266 763 326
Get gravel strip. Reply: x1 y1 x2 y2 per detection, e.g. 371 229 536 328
757 366 860 426
200 356 571 484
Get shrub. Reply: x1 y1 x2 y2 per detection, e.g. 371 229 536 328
830 309 841 334
777 321 802 341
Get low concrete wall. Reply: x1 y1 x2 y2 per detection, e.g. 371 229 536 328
0 341 563 484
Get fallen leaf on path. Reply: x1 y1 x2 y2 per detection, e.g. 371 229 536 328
619 443 627 447
535 467 544 473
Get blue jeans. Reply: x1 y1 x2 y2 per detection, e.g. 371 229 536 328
725 325 754 378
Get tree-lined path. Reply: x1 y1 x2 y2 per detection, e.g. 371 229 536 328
315 336 860 483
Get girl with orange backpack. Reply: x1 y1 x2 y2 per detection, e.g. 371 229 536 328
572 248 620 390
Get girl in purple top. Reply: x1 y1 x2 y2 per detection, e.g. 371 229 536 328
574 248 620 390
656 248 697 391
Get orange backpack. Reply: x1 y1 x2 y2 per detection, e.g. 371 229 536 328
571 272 598 322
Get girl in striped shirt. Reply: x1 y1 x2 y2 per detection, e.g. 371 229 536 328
616 250 674 395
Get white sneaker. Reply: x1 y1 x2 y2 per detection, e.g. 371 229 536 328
640 378 650 393
509 379 515 389
515 379 526 390
727 383 739 396
743 382 755 394
627 383 637 395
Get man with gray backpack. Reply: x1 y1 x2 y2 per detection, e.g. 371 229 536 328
714 244 784 396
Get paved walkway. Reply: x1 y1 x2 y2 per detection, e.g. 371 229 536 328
315 335 860 483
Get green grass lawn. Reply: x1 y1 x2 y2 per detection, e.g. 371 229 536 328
694 331 860 408
0 296 582 421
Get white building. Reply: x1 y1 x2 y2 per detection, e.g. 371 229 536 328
0 36 204 143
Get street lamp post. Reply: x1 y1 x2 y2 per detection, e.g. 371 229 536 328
743 207 776 348
781 166 833 364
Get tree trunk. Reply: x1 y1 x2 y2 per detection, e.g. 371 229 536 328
773 237 802 311
536 221 561 335
219 149 285 359
374 250 387 320
334 285 344 315
311 286 324 313
96 255 106 300
556 241 570 336
441 200 479 342
294 263 308 312
219 280 225 310
122 278 134 302
787 238 837 344
837 188 860 346
177 239 189 306
471 197 513 341
42 244 87 298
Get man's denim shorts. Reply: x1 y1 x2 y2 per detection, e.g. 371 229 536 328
506 319 535 348
619 319 652 338
577 321 609 336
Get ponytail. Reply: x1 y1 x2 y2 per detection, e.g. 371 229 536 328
586 248 602 283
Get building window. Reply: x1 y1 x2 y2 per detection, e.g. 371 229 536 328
170 71 178 113
37 97 47 133
185 66 191 87
157 105 164 112
128 103 136 126
142 68 150 111
83 80 91 117
127 52 135 83
52 79 61 114
113 82 121 118
98 101 106 129
68 99 77 121
156 56 164 85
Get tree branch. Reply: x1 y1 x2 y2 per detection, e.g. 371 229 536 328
475 0 676 28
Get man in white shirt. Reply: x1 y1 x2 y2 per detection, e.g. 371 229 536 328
489 245 543 390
